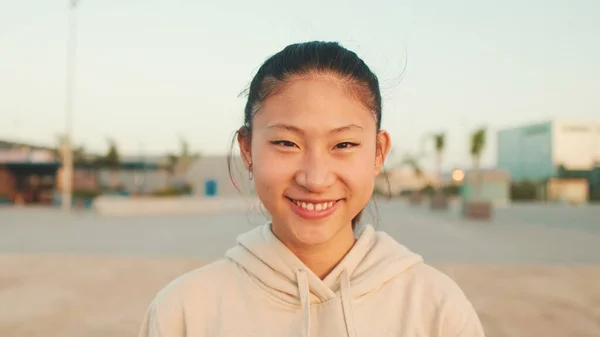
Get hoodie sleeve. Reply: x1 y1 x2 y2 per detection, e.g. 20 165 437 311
420 264 485 337
439 279 485 337
138 299 161 337
452 306 485 337
138 288 187 337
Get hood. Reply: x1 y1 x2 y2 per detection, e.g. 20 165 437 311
225 223 423 337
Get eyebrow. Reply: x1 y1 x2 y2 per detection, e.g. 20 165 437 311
266 123 364 134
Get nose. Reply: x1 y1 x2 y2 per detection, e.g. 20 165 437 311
294 150 335 193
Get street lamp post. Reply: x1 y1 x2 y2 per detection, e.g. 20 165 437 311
61 0 79 211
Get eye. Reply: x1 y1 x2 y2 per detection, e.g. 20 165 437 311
335 142 360 149
271 140 298 148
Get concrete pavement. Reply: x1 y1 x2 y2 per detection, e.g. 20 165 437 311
1 200 598 264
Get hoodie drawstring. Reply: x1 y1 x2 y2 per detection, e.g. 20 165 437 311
295 269 357 337
340 270 357 337
296 270 311 337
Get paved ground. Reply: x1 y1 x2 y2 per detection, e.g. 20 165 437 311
1 255 598 337
1 200 599 336
1 200 598 263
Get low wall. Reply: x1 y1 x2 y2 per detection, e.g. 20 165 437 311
93 196 262 216
546 178 589 205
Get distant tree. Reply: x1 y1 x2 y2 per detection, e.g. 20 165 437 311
401 153 425 203
470 127 487 199
55 134 88 165
164 137 200 186
433 132 445 189
165 154 178 174
73 146 87 165
178 136 200 161
104 138 120 169
402 154 423 178
179 137 190 159
557 163 571 179
102 138 120 189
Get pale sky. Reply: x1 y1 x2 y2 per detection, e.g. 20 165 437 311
1 0 599 170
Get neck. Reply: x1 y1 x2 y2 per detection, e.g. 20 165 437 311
277 226 357 279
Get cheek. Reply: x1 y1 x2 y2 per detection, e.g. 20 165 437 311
251 145 293 193
341 151 377 190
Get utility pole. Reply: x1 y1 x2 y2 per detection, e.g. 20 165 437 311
61 0 79 211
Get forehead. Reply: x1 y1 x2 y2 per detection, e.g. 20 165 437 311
254 75 376 130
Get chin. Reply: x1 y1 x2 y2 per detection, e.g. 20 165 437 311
277 210 350 247
289 222 339 246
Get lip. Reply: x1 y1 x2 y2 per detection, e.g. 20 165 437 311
285 197 342 220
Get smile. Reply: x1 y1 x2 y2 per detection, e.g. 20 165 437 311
285 197 342 220
290 199 335 210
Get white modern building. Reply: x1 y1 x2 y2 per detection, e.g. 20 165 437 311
497 118 600 181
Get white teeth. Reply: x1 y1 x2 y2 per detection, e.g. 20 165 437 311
292 199 336 211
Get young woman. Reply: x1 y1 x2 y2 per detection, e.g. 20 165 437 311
139 41 484 337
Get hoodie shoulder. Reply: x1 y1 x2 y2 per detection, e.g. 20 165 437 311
401 263 485 336
138 259 239 337
154 258 240 304
171 259 238 291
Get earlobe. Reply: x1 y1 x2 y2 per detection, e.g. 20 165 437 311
237 131 252 171
375 130 391 175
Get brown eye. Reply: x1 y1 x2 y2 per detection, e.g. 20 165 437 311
271 140 297 148
335 142 359 149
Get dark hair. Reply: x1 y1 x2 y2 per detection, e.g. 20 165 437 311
229 41 384 229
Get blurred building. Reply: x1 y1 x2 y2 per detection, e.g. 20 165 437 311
0 140 59 204
97 155 170 194
497 118 600 181
497 118 600 203
0 140 168 205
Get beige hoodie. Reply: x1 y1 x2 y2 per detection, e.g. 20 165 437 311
139 224 485 337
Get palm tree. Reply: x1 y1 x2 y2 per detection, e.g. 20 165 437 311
165 153 179 185
103 138 120 189
164 137 200 187
470 127 486 199
179 136 190 159
176 137 200 171
401 153 424 204
433 133 445 189
429 132 450 209
402 155 423 178
104 139 120 167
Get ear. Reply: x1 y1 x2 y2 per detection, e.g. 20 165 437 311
237 128 252 171
375 130 391 176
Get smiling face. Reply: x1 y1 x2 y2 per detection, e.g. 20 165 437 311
239 74 390 250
